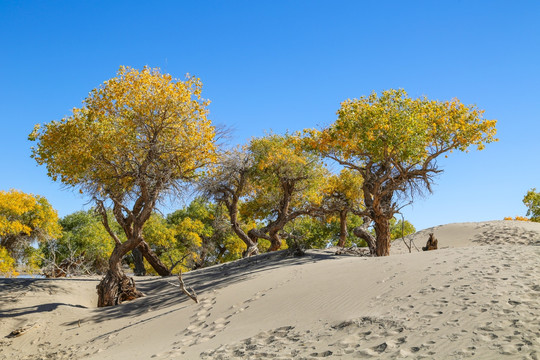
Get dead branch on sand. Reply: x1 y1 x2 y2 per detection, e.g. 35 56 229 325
178 271 199 303
6 323 39 338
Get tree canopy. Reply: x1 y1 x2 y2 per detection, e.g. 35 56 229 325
242 134 329 250
30 66 216 199
41 210 116 275
301 89 497 256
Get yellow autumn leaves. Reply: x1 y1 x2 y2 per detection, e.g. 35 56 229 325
0 247 18 277
0 189 61 239
0 189 61 276
30 66 217 198
303 89 497 165
241 134 329 221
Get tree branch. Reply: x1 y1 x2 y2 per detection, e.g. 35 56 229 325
178 271 198 303
95 198 122 246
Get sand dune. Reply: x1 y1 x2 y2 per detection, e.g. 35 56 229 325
1 220 539 359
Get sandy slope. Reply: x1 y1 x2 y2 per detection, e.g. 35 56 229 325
1 220 539 359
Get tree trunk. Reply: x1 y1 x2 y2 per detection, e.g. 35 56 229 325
337 210 348 247
97 245 143 307
233 225 259 257
138 240 171 276
132 247 146 276
373 216 391 256
198 240 208 268
227 202 259 257
215 244 227 262
352 225 376 255
268 231 282 252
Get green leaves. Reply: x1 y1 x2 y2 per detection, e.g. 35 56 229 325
523 188 540 222
41 210 116 273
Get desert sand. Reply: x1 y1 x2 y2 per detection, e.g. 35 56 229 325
1 220 539 359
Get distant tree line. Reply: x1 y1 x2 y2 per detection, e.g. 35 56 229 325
0 190 416 278
505 188 540 222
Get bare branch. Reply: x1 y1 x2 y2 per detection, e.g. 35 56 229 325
95 198 122 246
178 271 199 303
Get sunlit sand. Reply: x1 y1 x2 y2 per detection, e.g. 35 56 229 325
1 220 539 359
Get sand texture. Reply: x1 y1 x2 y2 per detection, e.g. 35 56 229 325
1 220 539 359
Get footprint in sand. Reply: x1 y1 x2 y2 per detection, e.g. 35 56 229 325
201 317 419 359
170 286 280 355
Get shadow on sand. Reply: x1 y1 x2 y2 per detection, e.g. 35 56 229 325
2 249 344 337
82 249 342 325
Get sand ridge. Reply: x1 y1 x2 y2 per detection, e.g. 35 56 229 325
1 220 539 359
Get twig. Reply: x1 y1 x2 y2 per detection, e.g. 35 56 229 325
410 238 420 252
398 212 420 253
178 271 199 303
7 323 38 338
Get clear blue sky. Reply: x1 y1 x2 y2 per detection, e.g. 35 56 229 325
1 1 538 230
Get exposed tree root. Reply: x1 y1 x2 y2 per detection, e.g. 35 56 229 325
97 270 144 307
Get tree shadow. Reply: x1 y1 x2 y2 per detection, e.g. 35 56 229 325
0 278 65 304
0 302 88 318
83 249 341 325
1 249 342 338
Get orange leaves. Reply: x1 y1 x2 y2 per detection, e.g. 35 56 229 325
86 66 209 124
504 216 529 221
0 190 35 237
424 98 497 155
325 169 363 206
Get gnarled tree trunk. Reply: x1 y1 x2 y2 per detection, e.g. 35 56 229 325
337 209 348 247
226 194 259 257
132 247 146 276
268 230 282 252
138 240 171 276
373 215 391 256
232 222 259 257
97 242 144 307
353 224 376 255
